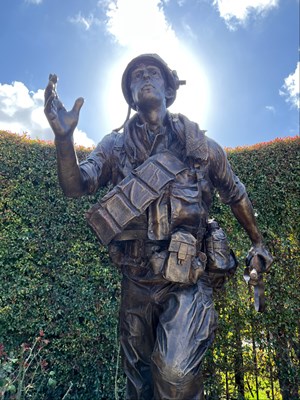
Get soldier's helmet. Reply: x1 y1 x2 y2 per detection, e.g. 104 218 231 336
121 53 185 111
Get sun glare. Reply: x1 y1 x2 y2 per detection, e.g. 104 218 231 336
167 46 210 130
102 44 210 135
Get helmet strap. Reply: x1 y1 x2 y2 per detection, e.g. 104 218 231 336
113 105 132 132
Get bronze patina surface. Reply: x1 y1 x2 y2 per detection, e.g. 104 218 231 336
45 54 273 399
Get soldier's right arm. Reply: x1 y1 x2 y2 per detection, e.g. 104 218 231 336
44 74 116 198
44 74 87 197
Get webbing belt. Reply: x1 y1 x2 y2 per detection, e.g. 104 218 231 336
85 151 188 245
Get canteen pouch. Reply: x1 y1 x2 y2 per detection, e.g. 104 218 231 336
164 231 205 284
205 220 238 289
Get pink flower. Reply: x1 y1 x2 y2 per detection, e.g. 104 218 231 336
0 343 6 357
40 359 48 369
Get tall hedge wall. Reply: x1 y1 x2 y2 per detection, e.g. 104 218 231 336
0 131 299 399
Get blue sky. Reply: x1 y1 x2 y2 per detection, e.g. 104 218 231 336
0 0 299 148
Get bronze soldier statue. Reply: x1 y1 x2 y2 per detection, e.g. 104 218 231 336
44 54 273 399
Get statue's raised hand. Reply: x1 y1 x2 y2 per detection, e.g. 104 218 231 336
44 74 84 139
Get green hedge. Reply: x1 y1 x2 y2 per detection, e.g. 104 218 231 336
208 137 300 399
0 131 299 399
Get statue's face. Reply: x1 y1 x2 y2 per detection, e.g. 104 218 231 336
129 62 166 110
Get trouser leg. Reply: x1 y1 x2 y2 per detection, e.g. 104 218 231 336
119 275 160 400
151 279 218 400
119 274 217 400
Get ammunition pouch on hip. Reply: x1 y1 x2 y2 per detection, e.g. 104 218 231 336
158 230 206 285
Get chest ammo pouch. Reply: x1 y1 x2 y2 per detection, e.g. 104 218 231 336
85 151 187 245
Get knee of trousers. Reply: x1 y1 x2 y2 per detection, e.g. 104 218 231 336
151 353 196 385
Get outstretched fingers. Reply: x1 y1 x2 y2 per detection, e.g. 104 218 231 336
44 74 57 105
44 74 66 120
72 97 84 117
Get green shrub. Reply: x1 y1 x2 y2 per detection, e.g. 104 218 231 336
0 131 299 399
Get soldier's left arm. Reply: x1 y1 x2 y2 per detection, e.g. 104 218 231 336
230 195 273 271
207 137 273 272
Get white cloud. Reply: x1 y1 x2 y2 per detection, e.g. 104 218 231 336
104 0 177 48
181 21 197 40
25 0 43 4
0 81 95 147
279 62 300 109
98 0 210 133
213 0 279 30
265 105 275 113
74 128 95 147
69 12 101 30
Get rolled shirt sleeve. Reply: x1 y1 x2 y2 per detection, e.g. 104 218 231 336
79 132 116 195
207 137 246 205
